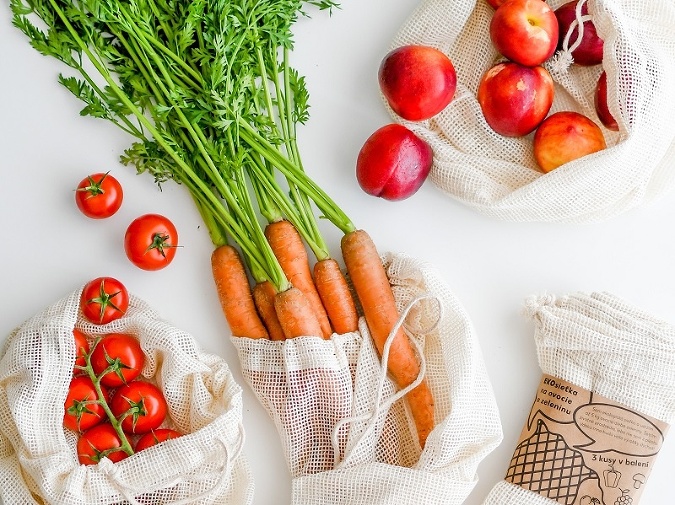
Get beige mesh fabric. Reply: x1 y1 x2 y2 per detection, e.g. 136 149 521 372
387 0 675 222
484 292 675 504
0 288 253 505
233 252 503 505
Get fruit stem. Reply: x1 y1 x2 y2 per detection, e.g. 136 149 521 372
83 338 135 457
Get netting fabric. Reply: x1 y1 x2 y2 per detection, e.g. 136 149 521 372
0 288 253 505
388 0 675 222
483 292 675 504
233 252 503 505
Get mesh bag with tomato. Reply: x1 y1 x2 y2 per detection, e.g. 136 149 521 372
0 278 253 505
382 0 675 222
232 253 503 505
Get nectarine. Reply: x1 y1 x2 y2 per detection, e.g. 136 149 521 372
477 62 554 137
378 45 457 121
555 0 604 66
490 0 559 67
533 111 606 172
356 124 433 201
594 71 619 131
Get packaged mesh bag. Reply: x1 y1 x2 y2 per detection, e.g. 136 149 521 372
0 286 253 505
484 292 675 505
232 252 503 505
386 0 675 222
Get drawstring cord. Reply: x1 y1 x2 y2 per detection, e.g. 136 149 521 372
547 0 592 74
331 293 443 469
98 422 245 505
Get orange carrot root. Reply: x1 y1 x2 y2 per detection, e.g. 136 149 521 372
265 220 332 339
341 229 434 447
313 258 359 334
274 287 323 339
211 245 269 339
253 281 286 341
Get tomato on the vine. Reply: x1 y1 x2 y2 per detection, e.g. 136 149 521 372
80 277 129 325
77 423 128 465
74 172 123 219
124 213 179 271
63 376 108 432
111 381 167 434
90 333 144 388
135 428 182 452
72 329 90 373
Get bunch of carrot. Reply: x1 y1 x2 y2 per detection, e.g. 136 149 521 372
12 0 434 448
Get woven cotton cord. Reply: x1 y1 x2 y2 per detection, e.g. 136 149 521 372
547 0 592 74
330 293 444 469
98 423 246 505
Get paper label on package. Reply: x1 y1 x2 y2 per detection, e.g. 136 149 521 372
504 374 668 505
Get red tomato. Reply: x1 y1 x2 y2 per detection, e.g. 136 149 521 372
111 381 168 434
77 423 128 465
135 428 182 452
124 214 179 271
90 333 144 387
72 329 90 373
64 376 108 432
80 277 129 325
74 172 123 219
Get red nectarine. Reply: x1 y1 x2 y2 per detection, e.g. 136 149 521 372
533 111 606 172
490 0 559 67
594 71 619 131
477 62 554 137
378 45 457 121
356 124 433 201
555 0 604 66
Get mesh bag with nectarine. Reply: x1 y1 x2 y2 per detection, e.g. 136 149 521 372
386 0 675 222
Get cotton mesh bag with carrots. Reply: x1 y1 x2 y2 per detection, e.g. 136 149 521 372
0 286 253 505
384 0 675 223
230 233 503 505
483 292 675 505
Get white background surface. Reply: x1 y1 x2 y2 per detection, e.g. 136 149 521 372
2 1 675 504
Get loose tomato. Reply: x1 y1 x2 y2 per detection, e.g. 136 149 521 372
124 214 179 271
77 423 128 465
80 277 129 325
64 376 108 432
135 428 182 452
75 172 123 219
90 333 144 387
72 329 90 373
111 381 168 434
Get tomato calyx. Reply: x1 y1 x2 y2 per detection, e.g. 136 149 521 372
98 347 134 386
67 398 103 429
75 172 110 199
117 394 148 431
80 435 125 464
86 278 125 323
146 232 179 258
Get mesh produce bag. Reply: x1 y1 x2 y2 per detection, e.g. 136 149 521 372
484 292 675 505
232 252 503 505
387 0 675 222
0 287 253 505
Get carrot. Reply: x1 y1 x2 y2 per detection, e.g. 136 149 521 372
265 219 333 339
341 229 434 447
211 245 269 339
313 258 359 334
274 287 323 339
253 280 286 341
